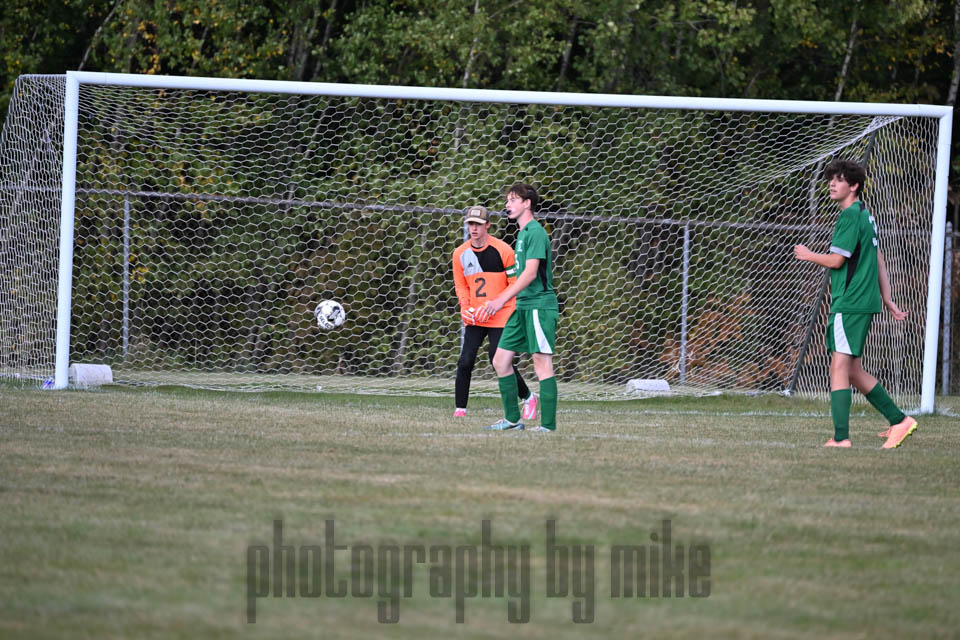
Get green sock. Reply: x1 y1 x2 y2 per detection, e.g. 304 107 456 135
498 374 521 423
830 389 851 442
864 383 906 426
540 376 558 430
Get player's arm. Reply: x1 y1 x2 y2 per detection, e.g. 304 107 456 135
452 256 471 308
475 258 539 322
501 244 518 284
793 244 846 269
797 211 855 269
877 248 908 321
452 252 475 324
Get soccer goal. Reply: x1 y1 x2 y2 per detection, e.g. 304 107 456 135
0 72 951 410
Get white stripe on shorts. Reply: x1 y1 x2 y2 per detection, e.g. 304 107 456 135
834 313 853 355
532 309 553 354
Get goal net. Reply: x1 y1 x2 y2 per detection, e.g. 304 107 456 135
0 73 950 406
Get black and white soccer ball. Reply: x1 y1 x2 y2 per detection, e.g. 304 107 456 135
315 299 346 330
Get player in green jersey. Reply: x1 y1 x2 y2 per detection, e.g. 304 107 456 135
475 183 559 432
794 159 916 449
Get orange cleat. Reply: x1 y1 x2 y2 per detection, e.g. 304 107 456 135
824 438 852 447
882 416 917 449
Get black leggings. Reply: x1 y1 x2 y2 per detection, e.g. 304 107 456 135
456 325 530 409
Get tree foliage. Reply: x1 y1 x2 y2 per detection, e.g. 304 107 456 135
7 0 953 179
0 1 954 97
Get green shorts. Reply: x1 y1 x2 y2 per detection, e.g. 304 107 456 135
826 312 873 357
498 308 558 355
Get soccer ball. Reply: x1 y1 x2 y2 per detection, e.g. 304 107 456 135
314 299 345 330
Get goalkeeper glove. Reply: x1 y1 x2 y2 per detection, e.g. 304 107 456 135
461 307 476 325
474 302 496 324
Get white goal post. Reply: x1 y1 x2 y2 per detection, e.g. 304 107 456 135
0 71 952 410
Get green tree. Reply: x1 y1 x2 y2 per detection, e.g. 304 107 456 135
0 0 116 116
332 0 584 89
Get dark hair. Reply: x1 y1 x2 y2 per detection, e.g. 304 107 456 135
506 183 539 212
823 159 866 197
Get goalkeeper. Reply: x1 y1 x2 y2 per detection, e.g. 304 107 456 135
794 159 916 449
452 206 537 419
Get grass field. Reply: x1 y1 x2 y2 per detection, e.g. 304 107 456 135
1 385 958 639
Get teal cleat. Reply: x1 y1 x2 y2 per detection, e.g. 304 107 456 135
484 418 524 431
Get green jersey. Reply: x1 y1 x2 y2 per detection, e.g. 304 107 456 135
828 200 881 314
510 219 558 311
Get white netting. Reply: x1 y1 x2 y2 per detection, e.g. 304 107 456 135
0 75 65 385
0 75 940 403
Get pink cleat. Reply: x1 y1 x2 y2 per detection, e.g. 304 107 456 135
877 427 891 439
453 408 467 418
882 416 917 449
521 392 539 421
824 438 852 448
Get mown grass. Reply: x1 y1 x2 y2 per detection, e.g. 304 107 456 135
1 386 958 639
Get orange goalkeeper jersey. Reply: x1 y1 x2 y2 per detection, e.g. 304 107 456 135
452 236 517 328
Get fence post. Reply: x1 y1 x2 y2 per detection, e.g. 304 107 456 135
680 222 690 386
943 222 953 396
122 193 130 357
787 270 829 396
